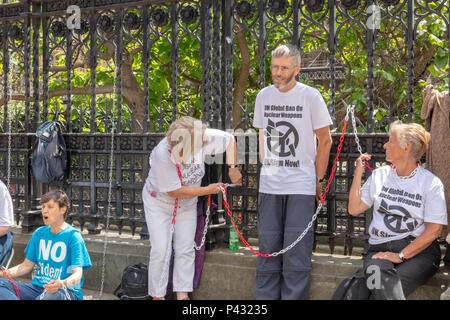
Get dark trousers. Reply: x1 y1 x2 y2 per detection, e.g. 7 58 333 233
363 237 441 300
255 193 315 300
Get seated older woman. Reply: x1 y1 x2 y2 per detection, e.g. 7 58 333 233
348 120 447 299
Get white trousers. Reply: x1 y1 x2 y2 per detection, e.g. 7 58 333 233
142 190 197 297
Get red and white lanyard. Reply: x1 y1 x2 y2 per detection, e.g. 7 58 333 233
164 149 185 225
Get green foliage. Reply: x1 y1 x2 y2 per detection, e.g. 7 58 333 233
4 1 447 134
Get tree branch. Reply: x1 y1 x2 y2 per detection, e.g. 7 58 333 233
49 62 86 72
0 85 115 107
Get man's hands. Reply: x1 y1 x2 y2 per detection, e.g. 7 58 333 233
316 182 323 203
228 167 242 186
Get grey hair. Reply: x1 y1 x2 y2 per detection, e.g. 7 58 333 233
272 44 301 67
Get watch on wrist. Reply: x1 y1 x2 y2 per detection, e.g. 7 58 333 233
229 165 237 169
316 177 324 183
398 251 406 262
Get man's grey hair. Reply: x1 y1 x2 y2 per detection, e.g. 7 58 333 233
272 44 301 67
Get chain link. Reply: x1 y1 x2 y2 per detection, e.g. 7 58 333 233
269 203 323 257
39 284 72 300
349 105 375 172
194 203 210 251
219 185 323 257
129 105 354 275
6 51 13 191
350 105 363 155
194 184 236 251
395 165 419 179
218 104 353 258
99 42 118 299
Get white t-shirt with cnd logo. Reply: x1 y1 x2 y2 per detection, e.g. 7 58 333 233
253 82 332 195
360 165 448 245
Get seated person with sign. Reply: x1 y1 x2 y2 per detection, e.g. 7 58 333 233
0 190 91 300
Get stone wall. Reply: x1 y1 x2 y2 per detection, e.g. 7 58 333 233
8 227 450 300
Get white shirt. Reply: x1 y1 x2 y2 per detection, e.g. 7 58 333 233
253 82 332 195
0 180 14 227
361 165 448 245
144 128 232 207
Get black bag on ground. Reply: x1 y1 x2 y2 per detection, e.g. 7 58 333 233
31 115 67 183
331 268 370 300
114 263 152 300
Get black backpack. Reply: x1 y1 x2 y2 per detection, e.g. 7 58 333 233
114 263 152 300
331 268 371 300
31 117 67 183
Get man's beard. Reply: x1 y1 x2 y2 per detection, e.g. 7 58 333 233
273 70 296 90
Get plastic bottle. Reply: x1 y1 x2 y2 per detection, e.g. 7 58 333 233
229 223 239 250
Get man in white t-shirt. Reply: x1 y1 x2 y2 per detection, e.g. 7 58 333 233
0 179 14 266
253 44 332 300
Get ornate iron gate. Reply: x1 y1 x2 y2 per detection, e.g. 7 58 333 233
0 0 448 253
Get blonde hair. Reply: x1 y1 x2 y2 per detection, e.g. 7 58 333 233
389 120 430 161
166 116 208 164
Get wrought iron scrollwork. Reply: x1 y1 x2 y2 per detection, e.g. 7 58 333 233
340 0 361 10
98 14 115 33
152 8 169 27
379 0 400 6
124 12 141 31
9 25 23 41
236 1 255 19
305 0 325 13
268 0 289 16
50 20 66 38
75 19 90 35
180 5 198 25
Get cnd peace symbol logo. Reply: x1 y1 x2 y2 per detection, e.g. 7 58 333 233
265 119 299 157
378 199 418 234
